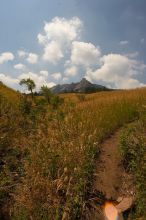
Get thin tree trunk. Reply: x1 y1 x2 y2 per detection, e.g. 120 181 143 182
30 89 33 99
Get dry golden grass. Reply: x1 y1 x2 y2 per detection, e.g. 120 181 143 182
1 83 146 219
0 82 20 105
120 119 146 219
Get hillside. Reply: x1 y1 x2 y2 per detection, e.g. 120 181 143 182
51 78 110 93
0 81 20 104
0 83 146 219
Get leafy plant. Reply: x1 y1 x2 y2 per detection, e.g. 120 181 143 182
40 85 52 104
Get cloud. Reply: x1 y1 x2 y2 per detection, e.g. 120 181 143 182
0 52 14 64
85 53 146 89
40 70 49 77
47 82 56 88
1 17 146 90
51 72 62 80
17 50 27 58
18 72 55 90
116 78 145 89
42 16 82 44
0 71 55 90
64 66 78 76
26 53 38 64
37 34 47 45
18 50 38 64
125 52 139 59
0 73 18 86
14 63 26 70
43 41 63 64
119 40 129 46
62 77 68 83
38 17 83 64
71 41 101 66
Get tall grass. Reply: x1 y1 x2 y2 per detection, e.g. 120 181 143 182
120 117 146 219
1 83 146 219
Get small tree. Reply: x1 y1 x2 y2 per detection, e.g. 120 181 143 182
40 85 52 104
51 95 64 109
19 78 36 99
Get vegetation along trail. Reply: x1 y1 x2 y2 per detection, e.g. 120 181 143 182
1 82 146 219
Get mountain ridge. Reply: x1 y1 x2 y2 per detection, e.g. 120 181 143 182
51 78 110 93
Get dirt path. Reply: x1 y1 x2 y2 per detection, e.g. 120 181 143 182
86 130 134 220
93 131 123 200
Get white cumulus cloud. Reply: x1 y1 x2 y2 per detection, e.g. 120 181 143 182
38 17 83 64
43 16 82 44
14 63 26 70
51 72 62 80
0 73 18 86
0 52 14 64
43 41 63 64
64 66 78 76
40 70 49 77
71 41 101 66
47 82 56 88
37 34 47 45
17 50 27 58
85 53 146 89
27 53 38 64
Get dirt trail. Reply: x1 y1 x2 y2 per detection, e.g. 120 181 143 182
93 131 123 200
86 130 134 220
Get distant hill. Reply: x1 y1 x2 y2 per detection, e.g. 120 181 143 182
51 78 110 93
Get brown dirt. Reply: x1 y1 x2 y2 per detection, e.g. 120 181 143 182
86 130 134 220
93 131 123 200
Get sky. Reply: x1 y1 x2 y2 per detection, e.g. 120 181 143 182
0 0 146 90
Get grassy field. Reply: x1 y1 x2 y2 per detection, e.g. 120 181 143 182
0 82 146 219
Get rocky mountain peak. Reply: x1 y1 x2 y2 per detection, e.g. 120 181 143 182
51 78 110 93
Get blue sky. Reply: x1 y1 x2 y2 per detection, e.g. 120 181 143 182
0 0 146 90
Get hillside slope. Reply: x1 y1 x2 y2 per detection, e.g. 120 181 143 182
0 81 19 104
